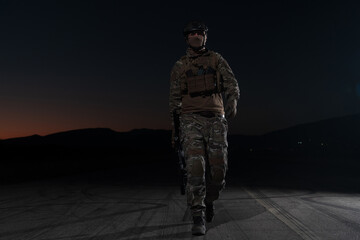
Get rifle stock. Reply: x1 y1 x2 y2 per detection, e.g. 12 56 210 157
172 111 187 195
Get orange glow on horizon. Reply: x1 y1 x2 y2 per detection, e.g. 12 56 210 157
0 110 171 139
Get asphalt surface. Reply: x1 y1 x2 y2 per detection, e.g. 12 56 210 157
1 171 360 240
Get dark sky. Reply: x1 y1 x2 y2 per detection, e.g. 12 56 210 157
1 1 359 139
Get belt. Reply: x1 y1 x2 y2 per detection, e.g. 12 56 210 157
195 111 225 118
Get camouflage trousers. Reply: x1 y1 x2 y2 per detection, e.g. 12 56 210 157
179 112 228 217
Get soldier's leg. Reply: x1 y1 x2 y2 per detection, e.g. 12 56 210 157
205 116 228 204
180 114 206 218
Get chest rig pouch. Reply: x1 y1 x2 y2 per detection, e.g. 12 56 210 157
181 52 223 97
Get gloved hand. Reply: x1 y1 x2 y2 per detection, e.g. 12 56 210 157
225 99 237 119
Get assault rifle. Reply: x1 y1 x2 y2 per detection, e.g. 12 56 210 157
172 111 187 195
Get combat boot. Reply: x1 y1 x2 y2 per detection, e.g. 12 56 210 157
205 202 215 222
191 216 206 235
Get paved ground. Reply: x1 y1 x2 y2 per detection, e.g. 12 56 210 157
1 172 360 240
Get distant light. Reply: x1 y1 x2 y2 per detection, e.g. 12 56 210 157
249 148 253 152
321 142 324 146
298 141 302 144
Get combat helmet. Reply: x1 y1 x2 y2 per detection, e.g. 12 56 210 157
183 21 208 37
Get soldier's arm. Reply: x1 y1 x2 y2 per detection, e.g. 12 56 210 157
169 61 183 130
217 54 240 102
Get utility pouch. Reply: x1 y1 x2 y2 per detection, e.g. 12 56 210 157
185 67 218 97
180 52 224 97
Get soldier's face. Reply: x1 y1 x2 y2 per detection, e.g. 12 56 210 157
187 31 206 48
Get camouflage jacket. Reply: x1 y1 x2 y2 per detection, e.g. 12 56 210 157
169 47 240 130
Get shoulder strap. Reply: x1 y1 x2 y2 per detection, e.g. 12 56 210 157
179 55 190 71
207 51 220 69
178 55 189 94
207 51 224 93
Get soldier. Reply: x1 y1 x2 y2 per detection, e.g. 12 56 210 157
169 20 240 235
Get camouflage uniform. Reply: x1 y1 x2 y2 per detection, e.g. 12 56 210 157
169 47 240 218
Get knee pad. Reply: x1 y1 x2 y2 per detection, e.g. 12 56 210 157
187 156 205 177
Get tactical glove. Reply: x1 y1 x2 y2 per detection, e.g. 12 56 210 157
225 99 237 119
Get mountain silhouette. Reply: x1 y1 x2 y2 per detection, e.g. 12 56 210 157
1 113 359 156
1 128 171 148
1 113 359 190
260 113 360 155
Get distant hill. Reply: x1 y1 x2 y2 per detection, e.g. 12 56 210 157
1 113 359 155
260 113 360 155
0 128 174 182
1 128 171 148
1 113 359 185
